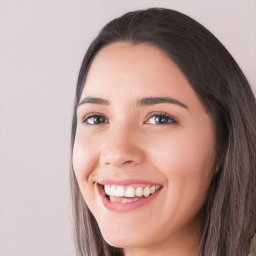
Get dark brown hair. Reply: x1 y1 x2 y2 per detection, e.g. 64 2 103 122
70 8 256 256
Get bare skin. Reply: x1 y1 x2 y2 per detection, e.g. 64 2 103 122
73 42 215 256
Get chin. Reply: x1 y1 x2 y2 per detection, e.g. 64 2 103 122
100 226 160 250
101 229 147 249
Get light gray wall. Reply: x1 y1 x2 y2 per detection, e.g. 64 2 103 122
0 1 255 255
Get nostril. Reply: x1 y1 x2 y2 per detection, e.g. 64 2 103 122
123 160 134 165
102 158 136 168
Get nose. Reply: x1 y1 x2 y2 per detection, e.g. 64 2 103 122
100 126 144 168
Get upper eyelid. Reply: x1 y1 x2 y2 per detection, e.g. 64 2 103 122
78 111 107 119
145 111 178 122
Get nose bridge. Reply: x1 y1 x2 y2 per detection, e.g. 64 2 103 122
100 122 144 168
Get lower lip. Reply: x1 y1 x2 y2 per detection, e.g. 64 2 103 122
97 184 162 212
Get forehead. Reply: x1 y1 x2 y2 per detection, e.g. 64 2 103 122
82 42 200 110
85 42 183 88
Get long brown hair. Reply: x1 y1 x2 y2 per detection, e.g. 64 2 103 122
70 8 256 256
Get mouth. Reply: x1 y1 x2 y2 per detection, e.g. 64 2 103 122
97 182 162 212
104 184 161 202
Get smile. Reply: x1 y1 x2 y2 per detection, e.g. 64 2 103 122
105 184 161 201
97 182 162 212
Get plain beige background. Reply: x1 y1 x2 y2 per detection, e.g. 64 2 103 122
0 0 255 255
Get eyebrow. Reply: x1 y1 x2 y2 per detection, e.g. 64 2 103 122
138 97 188 109
77 96 188 110
77 97 109 106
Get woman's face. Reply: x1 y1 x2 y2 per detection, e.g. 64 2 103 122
73 42 215 254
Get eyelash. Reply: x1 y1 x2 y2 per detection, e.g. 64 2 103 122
145 112 178 125
82 112 178 125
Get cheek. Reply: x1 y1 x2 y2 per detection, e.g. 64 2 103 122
148 129 214 204
72 134 99 180
72 134 102 210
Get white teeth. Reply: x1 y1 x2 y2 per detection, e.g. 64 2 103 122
105 185 111 195
110 185 116 196
121 198 128 204
104 184 161 198
115 186 125 196
125 187 136 197
135 187 144 197
143 187 151 197
121 198 139 204
150 185 156 194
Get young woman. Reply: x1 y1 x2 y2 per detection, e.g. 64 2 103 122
70 8 256 256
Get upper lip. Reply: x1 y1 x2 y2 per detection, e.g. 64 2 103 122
98 179 161 186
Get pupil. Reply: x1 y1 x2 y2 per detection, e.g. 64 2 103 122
95 116 104 123
156 116 166 123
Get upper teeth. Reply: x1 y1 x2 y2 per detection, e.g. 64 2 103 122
104 185 160 198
